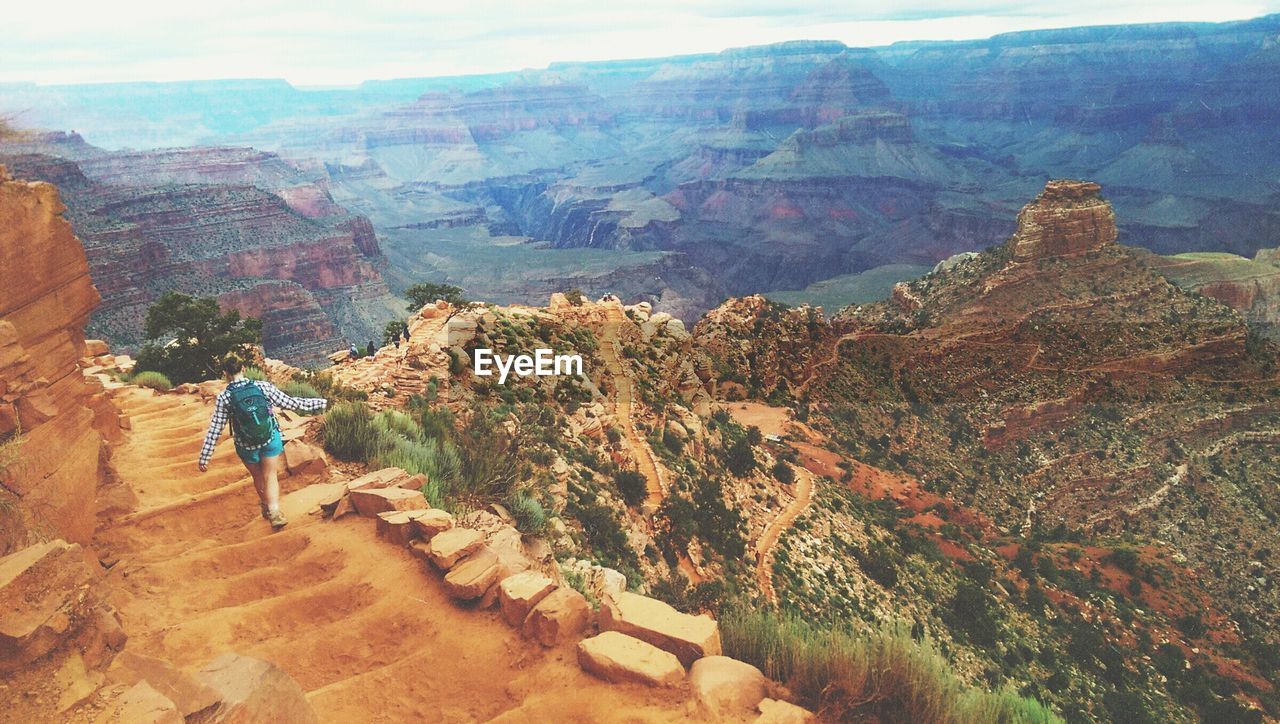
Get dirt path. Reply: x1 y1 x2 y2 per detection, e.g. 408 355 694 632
754 465 814 605
92 387 691 722
599 308 666 505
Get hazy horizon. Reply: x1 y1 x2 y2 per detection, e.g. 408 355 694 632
4 1 1279 87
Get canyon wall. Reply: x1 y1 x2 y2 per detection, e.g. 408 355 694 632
0 166 119 552
0 144 399 365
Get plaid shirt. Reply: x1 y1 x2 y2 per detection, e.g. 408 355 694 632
198 379 327 467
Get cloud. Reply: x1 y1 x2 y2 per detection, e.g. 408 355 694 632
2 0 1276 85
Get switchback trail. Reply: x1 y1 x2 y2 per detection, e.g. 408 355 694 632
91 386 691 722
754 464 814 605
599 307 667 505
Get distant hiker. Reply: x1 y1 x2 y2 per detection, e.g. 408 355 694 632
197 356 327 530
393 337 400 349
401 322 410 342
366 340 375 357
347 342 358 360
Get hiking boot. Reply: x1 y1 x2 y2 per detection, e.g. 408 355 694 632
260 503 270 520
267 510 288 530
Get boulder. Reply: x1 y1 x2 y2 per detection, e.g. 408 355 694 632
409 509 454 542
600 592 721 667
577 631 684 688
523 588 591 647
106 650 220 717
98 681 184 724
755 698 815 723
282 440 326 476
0 540 103 673
426 527 484 570
191 653 317 724
83 339 110 356
498 572 557 627
442 547 504 601
348 487 428 517
690 656 768 718
375 510 426 546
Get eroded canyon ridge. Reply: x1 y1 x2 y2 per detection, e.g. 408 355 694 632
2 14 1280 363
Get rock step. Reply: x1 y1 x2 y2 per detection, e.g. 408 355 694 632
577 632 683 688
497 572 557 627
600 591 722 667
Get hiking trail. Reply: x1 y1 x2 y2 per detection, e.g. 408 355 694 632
91 386 691 722
599 307 667 505
754 464 814 605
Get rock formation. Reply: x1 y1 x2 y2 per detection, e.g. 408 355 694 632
0 166 121 550
1009 180 1117 262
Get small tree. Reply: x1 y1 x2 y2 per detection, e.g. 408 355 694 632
383 320 405 346
404 282 465 312
134 292 262 384
564 288 585 306
771 460 795 484
726 437 755 477
614 469 648 507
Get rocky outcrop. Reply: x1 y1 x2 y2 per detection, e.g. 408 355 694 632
1009 180 1117 262
0 167 120 550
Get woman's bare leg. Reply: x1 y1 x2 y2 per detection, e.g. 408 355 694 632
243 459 267 504
261 454 282 512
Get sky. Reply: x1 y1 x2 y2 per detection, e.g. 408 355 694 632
3 0 1278 86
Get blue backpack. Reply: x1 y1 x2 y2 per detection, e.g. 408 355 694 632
229 382 276 447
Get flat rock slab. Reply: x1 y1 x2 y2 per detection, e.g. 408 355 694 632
409 509 454 542
349 487 428 517
194 653 317 724
577 631 684 688
600 592 721 667
346 467 411 491
427 528 484 570
690 656 768 718
376 510 427 546
524 588 590 647
443 547 503 600
498 572 557 627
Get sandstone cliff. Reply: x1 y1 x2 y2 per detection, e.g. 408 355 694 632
0 166 120 552
1008 180 1117 262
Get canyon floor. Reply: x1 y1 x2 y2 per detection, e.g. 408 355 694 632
83 386 695 722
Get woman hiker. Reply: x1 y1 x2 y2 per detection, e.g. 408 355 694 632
197 356 328 529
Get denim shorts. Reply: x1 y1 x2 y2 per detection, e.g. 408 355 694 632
235 429 284 464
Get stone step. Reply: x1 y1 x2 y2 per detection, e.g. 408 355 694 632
600 592 721 667
577 632 684 688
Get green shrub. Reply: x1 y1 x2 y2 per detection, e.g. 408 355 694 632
131 370 173 392
281 380 321 400
772 460 795 484
613 469 648 507
373 409 423 441
321 401 383 461
721 609 1060 723
242 366 267 381
508 491 548 536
